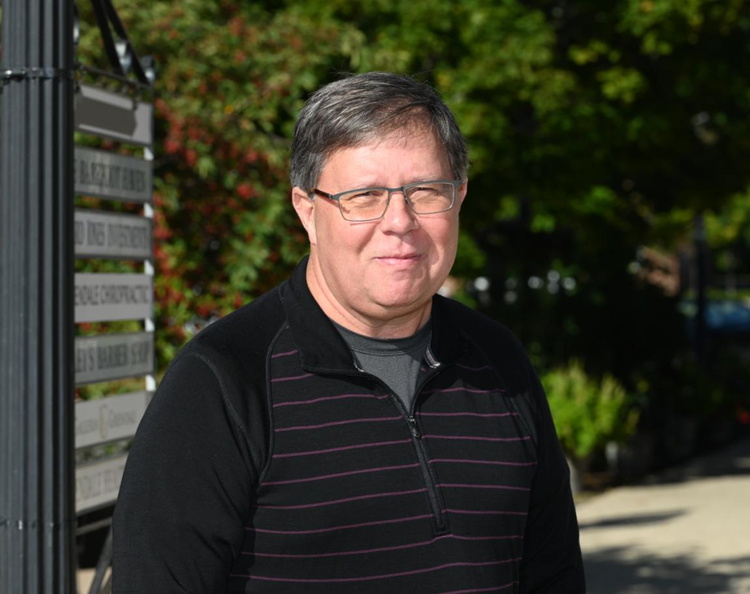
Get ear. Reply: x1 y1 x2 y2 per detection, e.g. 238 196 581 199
456 180 468 210
292 187 317 245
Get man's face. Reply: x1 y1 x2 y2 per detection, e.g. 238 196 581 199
293 127 467 337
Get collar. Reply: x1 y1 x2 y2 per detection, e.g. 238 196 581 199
279 256 470 373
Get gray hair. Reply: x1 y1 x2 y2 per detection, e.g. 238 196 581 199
290 72 469 190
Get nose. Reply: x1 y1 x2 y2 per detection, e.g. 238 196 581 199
380 190 419 233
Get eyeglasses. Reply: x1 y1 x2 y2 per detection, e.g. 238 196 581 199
308 180 463 222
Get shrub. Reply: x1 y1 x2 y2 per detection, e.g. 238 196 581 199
542 360 639 462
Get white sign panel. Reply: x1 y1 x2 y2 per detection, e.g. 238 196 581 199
75 454 128 514
75 84 153 146
74 146 153 203
75 391 151 449
75 332 154 385
74 209 152 260
74 273 153 323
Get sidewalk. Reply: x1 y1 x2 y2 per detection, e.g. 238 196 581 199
77 569 98 593
577 435 750 593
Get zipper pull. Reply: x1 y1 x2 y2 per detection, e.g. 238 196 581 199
407 416 421 438
424 346 441 369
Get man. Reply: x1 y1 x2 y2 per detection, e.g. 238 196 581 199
113 71 585 593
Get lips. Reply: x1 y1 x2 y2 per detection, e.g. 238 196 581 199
376 253 421 262
375 248 421 259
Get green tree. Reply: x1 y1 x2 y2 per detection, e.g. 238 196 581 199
76 0 750 382
77 1 363 365
293 0 750 381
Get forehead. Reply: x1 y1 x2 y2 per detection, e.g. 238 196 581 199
319 128 451 186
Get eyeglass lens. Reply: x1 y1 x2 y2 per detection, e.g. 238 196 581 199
339 182 455 221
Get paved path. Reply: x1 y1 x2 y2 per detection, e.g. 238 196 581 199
77 569 96 593
577 436 750 593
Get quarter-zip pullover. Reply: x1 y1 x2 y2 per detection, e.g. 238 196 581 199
113 257 585 593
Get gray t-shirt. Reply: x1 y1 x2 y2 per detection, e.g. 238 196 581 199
334 321 432 412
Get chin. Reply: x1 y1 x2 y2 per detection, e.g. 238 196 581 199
372 290 431 311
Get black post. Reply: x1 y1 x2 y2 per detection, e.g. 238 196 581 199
0 0 76 592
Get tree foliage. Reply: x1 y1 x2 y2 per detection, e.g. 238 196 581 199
75 0 750 377
77 1 363 364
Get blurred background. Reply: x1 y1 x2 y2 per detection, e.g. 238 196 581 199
6 0 750 590
71 0 750 485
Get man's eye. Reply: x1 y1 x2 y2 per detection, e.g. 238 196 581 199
344 190 383 202
410 187 441 200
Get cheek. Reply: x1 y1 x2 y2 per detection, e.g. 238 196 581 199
428 222 460 263
311 207 338 247
315 213 369 262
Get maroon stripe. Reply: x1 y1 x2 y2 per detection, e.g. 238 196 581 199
250 536 434 558
271 349 298 359
419 411 516 418
447 508 528 517
272 438 411 459
273 393 386 408
427 434 531 443
248 513 431 536
250 539 436 559
247 533 521 558
232 558 522 583
441 483 531 492
425 387 505 395
449 534 524 541
261 462 419 486
271 373 314 383
275 415 402 432
429 458 536 467
253 487 428 510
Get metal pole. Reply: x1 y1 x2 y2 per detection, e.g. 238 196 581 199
1 0 76 592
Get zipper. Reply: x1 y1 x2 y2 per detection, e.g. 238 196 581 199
408 363 448 534
407 416 421 438
405 410 447 534
350 362 447 533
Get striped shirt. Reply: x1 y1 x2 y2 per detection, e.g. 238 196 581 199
113 257 585 593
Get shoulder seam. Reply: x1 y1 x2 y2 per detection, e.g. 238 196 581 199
182 350 257 469
257 320 290 485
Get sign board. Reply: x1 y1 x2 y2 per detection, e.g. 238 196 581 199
74 273 153 323
75 332 154 385
74 209 152 260
75 454 128 514
75 84 153 146
74 146 153 203
75 391 151 449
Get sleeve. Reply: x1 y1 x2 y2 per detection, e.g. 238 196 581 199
112 350 262 593
519 365 587 593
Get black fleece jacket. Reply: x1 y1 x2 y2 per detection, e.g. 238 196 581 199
113 257 585 593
